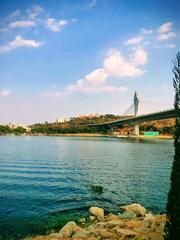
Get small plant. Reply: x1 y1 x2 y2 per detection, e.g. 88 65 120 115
91 184 103 194
45 213 80 232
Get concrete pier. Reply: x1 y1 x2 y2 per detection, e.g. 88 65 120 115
134 124 140 136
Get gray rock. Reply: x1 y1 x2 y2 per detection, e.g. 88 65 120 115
120 203 146 217
59 221 82 237
89 215 95 221
116 228 138 237
89 206 104 219
118 211 137 219
72 229 90 238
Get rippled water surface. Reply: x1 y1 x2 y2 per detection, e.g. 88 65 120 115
0 136 173 237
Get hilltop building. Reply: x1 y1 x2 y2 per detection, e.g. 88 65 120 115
56 117 70 123
78 112 99 119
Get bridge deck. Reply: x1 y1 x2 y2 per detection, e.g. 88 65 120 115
79 109 177 127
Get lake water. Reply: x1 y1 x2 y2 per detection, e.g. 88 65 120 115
0 136 173 238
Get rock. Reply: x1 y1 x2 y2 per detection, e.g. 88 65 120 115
121 203 146 217
89 206 104 219
144 213 155 221
89 215 95 221
107 213 121 221
116 228 138 238
79 217 86 223
124 219 142 228
118 211 136 219
24 205 166 240
96 221 106 227
150 215 166 232
105 219 125 227
72 229 90 239
98 228 117 238
58 221 82 237
50 233 62 238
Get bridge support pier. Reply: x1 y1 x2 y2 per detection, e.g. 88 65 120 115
134 124 139 136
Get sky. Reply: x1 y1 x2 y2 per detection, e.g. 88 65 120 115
0 0 180 124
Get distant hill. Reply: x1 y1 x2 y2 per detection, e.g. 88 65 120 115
0 116 175 136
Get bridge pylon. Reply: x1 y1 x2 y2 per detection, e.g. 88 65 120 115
134 91 139 136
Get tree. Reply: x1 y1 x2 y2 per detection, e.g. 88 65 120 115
14 126 26 135
165 52 180 239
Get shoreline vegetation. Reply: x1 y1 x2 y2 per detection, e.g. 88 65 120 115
25 203 166 240
0 115 175 139
0 132 173 139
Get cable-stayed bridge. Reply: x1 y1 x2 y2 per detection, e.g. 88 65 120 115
81 92 177 135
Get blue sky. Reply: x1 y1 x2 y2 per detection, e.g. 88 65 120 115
0 0 179 124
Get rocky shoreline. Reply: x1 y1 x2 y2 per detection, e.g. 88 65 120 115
25 203 166 240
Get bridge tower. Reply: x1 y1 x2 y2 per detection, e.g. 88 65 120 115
134 91 139 135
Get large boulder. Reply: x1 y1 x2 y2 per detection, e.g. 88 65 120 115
89 206 104 219
107 213 121 221
72 229 90 239
58 221 82 237
120 203 146 217
118 211 136 219
116 228 138 238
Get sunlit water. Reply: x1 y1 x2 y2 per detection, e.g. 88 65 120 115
0 136 173 238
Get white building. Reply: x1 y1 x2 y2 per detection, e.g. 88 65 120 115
56 117 70 123
8 122 31 132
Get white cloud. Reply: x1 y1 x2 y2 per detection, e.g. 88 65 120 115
159 22 172 33
131 48 148 66
89 0 97 7
0 35 42 53
9 9 20 18
153 44 162 49
84 68 108 84
44 65 128 97
142 41 150 46
0 89 12 96
157 31 176 41
27 5 43 20
9 20 36 28
103 48 147 77
62 68 109 94
125 36 144 45
157 22 176 41
46 18 68 32
44 68 111 96
66 85 127 94
44 84 127 97
165 44 176 48
44 47 147 97
141 28 153 34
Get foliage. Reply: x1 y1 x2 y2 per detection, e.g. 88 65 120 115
91 184 103 194
30 115 121 134
0 115 175 136
0 125 27 135
30 115 174 135
13 127 26 135
45 214 80 232
140 124 158 132
165 52 180 239
0 125 12 134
